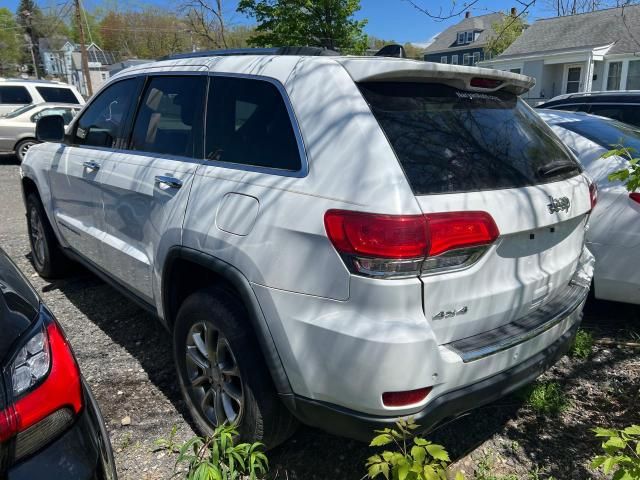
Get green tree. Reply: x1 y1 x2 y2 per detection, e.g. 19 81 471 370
0 8 21 75
237 0 367 53
484 13 527 59
70 8 103 47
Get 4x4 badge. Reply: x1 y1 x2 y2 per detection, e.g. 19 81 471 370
547 196 570 214
433 307 468 320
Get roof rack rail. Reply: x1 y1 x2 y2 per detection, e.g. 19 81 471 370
160 46 340 61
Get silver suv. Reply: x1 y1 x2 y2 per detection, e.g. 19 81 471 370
21 48 595 447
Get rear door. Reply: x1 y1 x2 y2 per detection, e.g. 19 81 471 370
0 86 32 116
98 74 207 302
359 81 591 344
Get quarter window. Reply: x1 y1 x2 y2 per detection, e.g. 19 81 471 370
607 62 622 90
74 78 138 148
0 86 32 104
130 76 206 158
35 87 79 104
205 76 302 171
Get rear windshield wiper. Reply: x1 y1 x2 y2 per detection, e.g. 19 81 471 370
538 161 579 177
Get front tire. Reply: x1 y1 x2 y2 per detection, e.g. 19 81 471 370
173 286 297 448
25 193 70 278
15 139 38 163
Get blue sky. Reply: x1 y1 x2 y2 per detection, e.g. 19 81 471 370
7 0 559 45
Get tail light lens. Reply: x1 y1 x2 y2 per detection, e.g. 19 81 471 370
324 210 499 278
589 182 598 210
382 387 432 407
630 192 640 204
0 309 83 461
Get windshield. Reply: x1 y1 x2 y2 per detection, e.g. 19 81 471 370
359 82 581 195
556 117 640 153
2 104 36 119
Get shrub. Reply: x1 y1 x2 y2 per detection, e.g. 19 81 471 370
175 424 268 480
519 381 568 415
591 425 640 479
365 417 464 480
602 145 640 193
570 329 594 359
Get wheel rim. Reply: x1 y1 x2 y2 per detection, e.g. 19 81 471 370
29 205 46 268
19 141 34 160
185 322 244 427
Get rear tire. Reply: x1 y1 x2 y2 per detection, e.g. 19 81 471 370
173 286 297 449
25 193 71 278
15 139 37 163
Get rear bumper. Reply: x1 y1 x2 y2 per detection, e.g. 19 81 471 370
289 313 581 441
8 381 117 480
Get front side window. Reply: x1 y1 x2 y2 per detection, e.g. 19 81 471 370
359 82 581 195
627 60 640 90
32 107 77 125
130 75 206 158
74 78 138 148
0 86 32 105
205 76 302 171
607 62 622 90
35 87 79 104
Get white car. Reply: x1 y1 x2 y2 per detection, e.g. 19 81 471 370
0 79 84 116
539 109 640 305
21 49 594 447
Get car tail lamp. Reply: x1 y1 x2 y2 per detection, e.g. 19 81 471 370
324 210 499 278
470 77 503 89
382 387 432 407
630 192 640 204
0 310 83 461
589 182 598 210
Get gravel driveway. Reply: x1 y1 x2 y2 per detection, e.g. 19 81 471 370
0 154 638 480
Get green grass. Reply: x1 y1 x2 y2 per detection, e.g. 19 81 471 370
519 381 569 415
570 329 594 359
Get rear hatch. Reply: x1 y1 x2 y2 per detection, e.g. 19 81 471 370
356 71 590 345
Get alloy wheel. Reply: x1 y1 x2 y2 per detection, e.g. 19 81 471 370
18 141 35 162
29 205 46 269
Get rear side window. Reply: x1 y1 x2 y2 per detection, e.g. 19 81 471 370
0 86 32 104
587 104 640 127
552 103 589 113
130 76 206 158
205 76 301 171
36 86 80 104
359 82 581 195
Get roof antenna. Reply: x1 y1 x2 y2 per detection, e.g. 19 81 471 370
374 44 407 58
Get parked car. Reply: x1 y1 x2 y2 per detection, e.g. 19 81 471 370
536 91 640 127
0 247 117 479
0 103 81 162
20 49 595 447
538 109 640 305
0 79 84 116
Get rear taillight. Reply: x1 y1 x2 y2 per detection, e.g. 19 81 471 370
0 310 83 460
382 387 432 407
324 210 499 278
630 192 640 204
589 182 598 210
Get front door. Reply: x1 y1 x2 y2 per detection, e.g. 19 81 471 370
98 74 207 302
565 65 583 94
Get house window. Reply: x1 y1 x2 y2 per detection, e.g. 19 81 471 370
441 56 447 64
451 55 459 65
463 53 471 66
472 52 481 65
627 60 640 90
510 68 521 74
466 31 474 43
458 32 465 44
474 32 481 41
607 62 622 90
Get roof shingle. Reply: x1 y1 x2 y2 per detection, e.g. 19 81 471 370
423 12 506 54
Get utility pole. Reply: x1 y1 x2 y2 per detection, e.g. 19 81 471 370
21 11 39 79
74 0 93 96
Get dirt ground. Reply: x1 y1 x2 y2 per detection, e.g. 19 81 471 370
0 154 638 480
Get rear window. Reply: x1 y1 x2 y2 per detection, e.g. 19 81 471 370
0 86 32 104
359 82 581 195
36 86 80 104
557 117 640 153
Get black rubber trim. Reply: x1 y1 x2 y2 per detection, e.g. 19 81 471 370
289 319 581 442
162 247 294 399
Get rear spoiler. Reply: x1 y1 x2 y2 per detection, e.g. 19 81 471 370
336 58 535 96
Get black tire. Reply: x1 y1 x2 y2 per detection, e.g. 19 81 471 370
173 286 297 449
25 192 71 278
15 138 38 163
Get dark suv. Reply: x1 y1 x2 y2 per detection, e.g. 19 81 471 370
536 91 640 127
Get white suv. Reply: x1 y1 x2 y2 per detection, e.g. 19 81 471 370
20 49 595 447
0 79 84 116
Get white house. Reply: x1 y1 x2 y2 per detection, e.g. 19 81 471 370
480 5 640 103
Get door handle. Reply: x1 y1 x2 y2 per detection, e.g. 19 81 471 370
83 161 100 171
154 175 183 189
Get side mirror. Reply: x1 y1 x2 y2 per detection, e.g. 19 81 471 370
36 115 65 142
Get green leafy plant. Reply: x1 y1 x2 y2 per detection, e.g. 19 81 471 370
175 424 268 480
154 424 181 454
591 425 640 479
601 145 640 192
570 329 595 359
365 417 464 480
518 381 568 415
